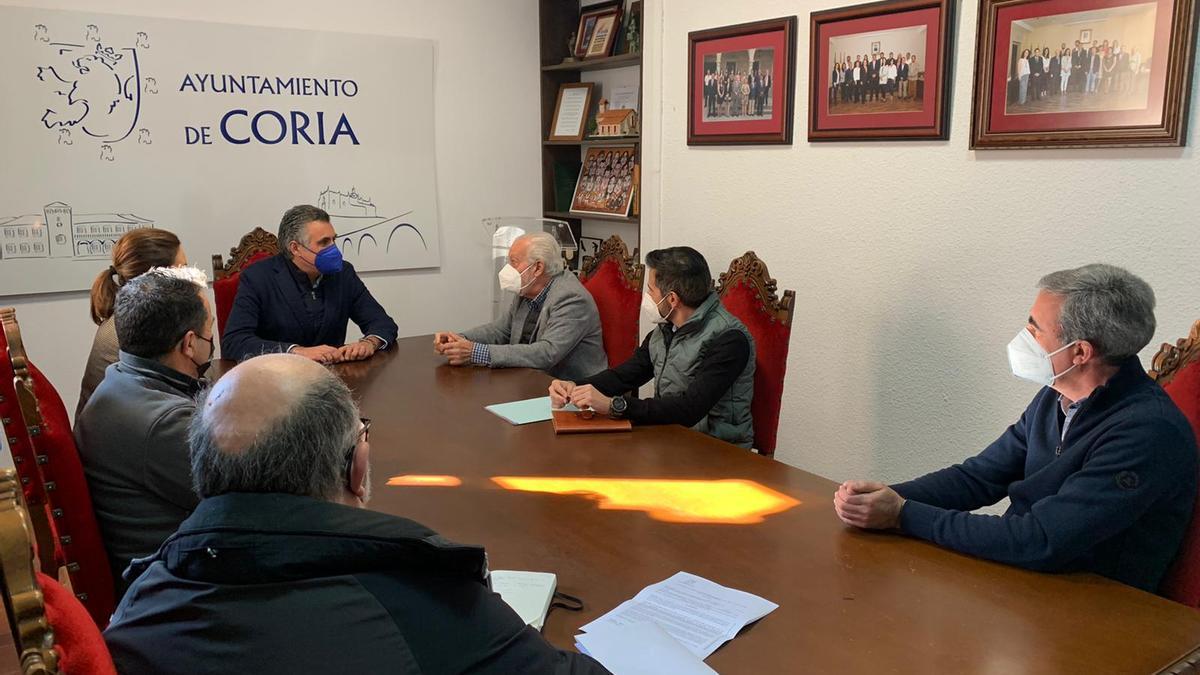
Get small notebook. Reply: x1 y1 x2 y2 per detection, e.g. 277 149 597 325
551 410 632 434
491 570 557 632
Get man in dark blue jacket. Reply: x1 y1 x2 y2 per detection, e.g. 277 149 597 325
833 264 1197 594
222 204 398 363
104 354 608 675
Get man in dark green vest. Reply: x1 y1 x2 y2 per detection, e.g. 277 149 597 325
549 246 756 448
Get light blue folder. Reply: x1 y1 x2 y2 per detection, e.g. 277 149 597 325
485 396 577 425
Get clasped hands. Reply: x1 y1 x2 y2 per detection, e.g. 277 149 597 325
548 379 612 415
432 332 478 366
291 338 379 364
832 480 906 530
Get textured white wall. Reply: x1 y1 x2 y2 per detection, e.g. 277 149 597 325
3 0 541 418
645 0 1200 484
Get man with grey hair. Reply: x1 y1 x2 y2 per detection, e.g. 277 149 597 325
104 354 610 674
434 231 607 380
76 266 214 593
222 204 398 363
833 264 1197 594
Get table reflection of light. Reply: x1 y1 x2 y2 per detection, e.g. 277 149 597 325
386 475 463 487
491 477 800 524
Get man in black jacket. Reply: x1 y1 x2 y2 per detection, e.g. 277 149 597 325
76 266 213 594
104 354 609 675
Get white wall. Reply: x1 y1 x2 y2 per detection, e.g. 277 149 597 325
643 0 1200 484
3 0 541 418
831 25 926 65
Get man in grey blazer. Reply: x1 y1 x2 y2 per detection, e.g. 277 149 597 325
434 232 607 381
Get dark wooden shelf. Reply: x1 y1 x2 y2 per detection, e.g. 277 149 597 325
544 136 641 147
545 210 639 224
542 52 641 72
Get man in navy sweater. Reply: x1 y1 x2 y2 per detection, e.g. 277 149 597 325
834 264 1197 594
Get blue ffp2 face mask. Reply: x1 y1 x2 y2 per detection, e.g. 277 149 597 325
312 244 344 275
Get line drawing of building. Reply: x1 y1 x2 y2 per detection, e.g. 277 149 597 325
318 187 377 217
0 202 153 261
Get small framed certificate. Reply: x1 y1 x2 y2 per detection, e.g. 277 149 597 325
548 82 595 142
585 10 621 58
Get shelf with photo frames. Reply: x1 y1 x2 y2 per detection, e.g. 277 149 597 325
543 136 641 146
540 0 643 271
544 210 640 225
541 52 642 72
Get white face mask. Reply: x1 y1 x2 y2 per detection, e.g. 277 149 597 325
641 292 670 325
498 263 534 294
1007 328 1079 387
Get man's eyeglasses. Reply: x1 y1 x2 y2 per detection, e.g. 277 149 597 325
344 417 371 480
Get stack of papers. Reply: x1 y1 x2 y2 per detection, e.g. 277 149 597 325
576 621 716 675
576 571 778 672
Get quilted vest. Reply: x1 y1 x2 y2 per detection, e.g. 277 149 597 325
648 293 755 448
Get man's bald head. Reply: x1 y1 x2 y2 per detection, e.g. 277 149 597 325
201 354 331 455
189 354 360 501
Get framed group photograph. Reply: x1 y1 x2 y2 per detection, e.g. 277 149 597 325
570 145 637 217
808 0 956 141
548 82 595 142
688 16 798 145
576 2 623 59
970 0 1198 148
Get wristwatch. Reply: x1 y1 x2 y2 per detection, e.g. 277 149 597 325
610 395 629 419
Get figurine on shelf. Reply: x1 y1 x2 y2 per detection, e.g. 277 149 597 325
591 98 639 138
563 31 577 63
624 11 640 55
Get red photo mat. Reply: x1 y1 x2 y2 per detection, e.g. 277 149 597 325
813 7 944 130
986 0 1174 132
691 29 790 137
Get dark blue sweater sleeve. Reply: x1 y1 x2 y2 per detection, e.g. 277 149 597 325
891 407 1032 511
346 267 398 347
221 270 291 361
897 409 1193 572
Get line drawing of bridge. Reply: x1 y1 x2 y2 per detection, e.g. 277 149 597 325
317 187 427 257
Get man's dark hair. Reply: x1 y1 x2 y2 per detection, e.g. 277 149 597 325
646 246 713 308
114 272 207 359
278 204 331 258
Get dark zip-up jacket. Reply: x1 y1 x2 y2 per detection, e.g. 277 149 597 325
74 351 202 593
104 493 610 675
892 357 1197 593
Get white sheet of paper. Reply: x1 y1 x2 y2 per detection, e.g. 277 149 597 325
610 84 639 112
575 621 717 675
553 86 591 138
491 570 556 632
580 572 778 659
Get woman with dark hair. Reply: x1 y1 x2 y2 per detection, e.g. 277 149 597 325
1017 49 1031 105
77 228 185 417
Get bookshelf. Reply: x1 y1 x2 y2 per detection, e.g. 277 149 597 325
538 0 642 268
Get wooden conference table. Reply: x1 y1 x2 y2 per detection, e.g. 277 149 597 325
214 336 1200 674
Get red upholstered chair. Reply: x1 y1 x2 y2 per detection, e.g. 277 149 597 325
0 467 116 674
716 252 795 457
0 308 115 629
579 235 644 368
1150 319 1200 606
211 227 279 338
